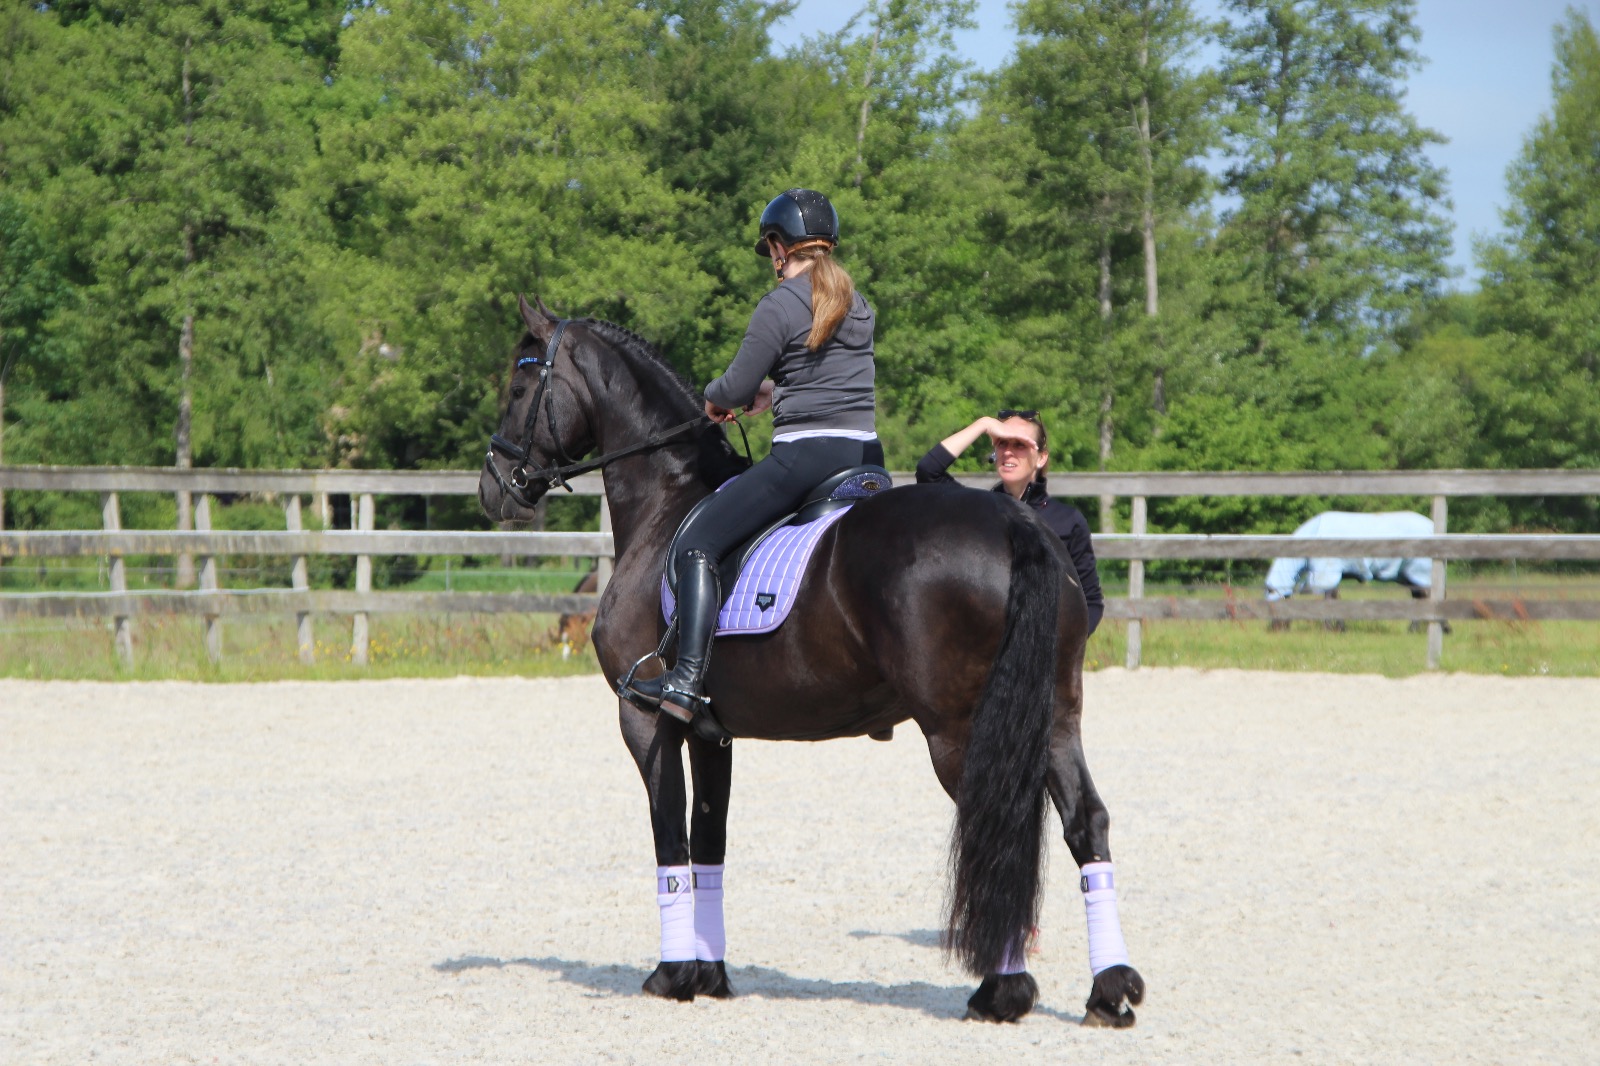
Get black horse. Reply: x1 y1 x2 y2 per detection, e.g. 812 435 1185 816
478 296 1143 1025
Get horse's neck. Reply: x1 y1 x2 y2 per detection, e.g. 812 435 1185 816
600 462 705 564
586 355 709 564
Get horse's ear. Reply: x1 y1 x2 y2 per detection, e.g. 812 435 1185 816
517 293 559 337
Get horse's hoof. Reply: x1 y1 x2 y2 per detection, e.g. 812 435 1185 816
642 960 698 1001
963 972 1038 1023
693 959 735 998
1082 964 1143 1028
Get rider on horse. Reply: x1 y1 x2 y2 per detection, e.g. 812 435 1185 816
625 189 882 731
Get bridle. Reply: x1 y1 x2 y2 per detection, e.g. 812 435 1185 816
484 319 705 508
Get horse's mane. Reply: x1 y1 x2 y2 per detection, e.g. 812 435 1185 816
576 317 749 487
578 318 705 419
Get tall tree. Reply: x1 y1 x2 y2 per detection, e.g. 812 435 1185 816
0 197 72 532
1212 0 1452 384
953 0 1211 515
1467 9 1600 523
305 0 717 470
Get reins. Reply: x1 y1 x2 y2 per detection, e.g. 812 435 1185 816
485 319 709 509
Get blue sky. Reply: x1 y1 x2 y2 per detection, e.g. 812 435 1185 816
768 0 1597 287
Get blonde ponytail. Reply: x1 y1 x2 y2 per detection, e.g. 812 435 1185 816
791 246 855 351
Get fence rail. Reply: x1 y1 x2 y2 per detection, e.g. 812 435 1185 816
3 465 1597 670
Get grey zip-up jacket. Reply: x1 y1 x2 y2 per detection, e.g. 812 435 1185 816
703 273 876 435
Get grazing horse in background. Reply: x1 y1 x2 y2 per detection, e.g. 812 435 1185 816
1264 511 1436 601
478 296 1144 1025
1265 511 1441 631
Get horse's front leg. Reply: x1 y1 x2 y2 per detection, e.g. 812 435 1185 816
1046 726 1145 1028
686 731 735 998
618 699 699 1001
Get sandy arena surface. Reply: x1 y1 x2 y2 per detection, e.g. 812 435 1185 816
3 669 1598 1065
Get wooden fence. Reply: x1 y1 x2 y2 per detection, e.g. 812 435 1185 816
2 465 1598 670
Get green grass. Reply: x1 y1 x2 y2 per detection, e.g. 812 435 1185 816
1084 619 1596 677
0 613 603 682
1 609 1594 682
3 567 1596 681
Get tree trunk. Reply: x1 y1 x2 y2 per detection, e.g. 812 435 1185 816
174 39 198 588
175 309 196 587
1138 11 1166 420
853 23 882 188
1098 224 1116 534
0 366 7 536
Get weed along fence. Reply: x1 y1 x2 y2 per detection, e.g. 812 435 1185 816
2 465 1598 671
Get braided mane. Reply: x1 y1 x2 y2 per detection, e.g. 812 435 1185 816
578 318 706 419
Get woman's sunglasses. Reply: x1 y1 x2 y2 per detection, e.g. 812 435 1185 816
997 409 1040 421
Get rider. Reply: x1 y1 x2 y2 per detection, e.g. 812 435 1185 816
628 189 881 731
916 410 1104 635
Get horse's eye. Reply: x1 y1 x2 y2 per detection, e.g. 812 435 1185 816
511 385 527 401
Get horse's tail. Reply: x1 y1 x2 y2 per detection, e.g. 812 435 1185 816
946 507 1061 976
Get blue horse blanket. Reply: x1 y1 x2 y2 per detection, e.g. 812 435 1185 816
1264 511 1434 600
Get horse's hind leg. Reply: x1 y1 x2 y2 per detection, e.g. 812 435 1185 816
686 733 735 998
1046 726 1145 1028
922 732 1041 1024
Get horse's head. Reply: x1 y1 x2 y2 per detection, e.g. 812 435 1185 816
478 294 600 521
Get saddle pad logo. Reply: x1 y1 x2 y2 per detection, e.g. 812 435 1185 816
755 592 776 611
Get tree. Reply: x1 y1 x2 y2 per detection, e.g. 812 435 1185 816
1474 8 1600 496
0 197 72 532
941 0 1212 516
302 0 724 472
1212 0 1452 386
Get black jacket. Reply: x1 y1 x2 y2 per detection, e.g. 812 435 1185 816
915 444 1105 635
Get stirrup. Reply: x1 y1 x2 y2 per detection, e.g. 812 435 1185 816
617 622 677 707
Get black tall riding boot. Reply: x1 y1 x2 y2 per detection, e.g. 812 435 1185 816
622 551 730 741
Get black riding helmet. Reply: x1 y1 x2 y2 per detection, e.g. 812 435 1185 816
754 189 839 257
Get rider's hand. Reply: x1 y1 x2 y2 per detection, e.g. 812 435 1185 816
744 379 775 416
705 399 739 423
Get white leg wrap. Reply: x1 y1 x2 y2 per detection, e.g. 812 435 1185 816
691 863 726 962
1081 861 1131 976
656 865 695 962
996 934 1028 975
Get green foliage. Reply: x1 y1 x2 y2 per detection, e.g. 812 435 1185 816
1212 0 1452 363
1474 11 1600 484
0 0 1595 542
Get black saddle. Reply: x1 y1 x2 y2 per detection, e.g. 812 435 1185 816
665 465 893 597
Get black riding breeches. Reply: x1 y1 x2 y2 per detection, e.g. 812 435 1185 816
672 435 884 575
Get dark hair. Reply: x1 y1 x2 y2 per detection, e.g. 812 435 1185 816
997 409 1049 487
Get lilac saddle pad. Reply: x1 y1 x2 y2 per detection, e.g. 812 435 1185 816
660 505 851 636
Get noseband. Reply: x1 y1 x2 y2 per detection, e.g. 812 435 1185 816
485 319 705 508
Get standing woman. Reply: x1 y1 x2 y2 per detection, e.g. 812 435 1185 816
916 411 1104 635
627 189 881 733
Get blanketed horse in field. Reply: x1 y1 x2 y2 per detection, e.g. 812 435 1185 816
478 297 1144 1025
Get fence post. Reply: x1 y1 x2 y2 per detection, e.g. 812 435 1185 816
1427 494 1448 671
285 495 313 664
1125 495 1147 670
351 492 373 665
597 487 613 594
195 494 221 663
101 492 134 666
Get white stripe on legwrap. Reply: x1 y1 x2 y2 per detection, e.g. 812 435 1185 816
691 863 726 962
656 865 695 962
1080 861 1130 975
